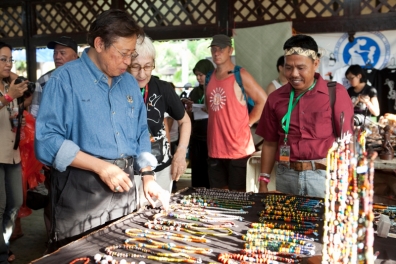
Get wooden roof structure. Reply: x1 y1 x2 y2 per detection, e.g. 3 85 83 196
0 0 395 81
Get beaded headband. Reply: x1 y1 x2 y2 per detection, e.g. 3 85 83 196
284 47 319 60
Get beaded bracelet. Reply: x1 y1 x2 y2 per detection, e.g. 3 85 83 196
3 94 13 103
258 176 270 183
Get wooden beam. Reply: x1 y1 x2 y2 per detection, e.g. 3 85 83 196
144 25 218 41
293 13 396 34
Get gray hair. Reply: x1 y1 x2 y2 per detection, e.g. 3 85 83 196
134 35 156 61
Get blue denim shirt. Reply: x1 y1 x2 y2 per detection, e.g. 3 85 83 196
35 48 153 172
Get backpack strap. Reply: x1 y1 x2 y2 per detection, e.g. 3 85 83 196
205 70 214 87
233 65 247 101
327 81 337 137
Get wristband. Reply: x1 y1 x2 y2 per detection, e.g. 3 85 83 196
259 173 271 178
141 170 156 179
4 94 13 102
258 176 270 183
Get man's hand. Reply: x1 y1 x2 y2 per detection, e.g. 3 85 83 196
142 175 170 211
171 148 187 181
97 163 133 193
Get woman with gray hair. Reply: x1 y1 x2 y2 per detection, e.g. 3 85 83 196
128 35 191 206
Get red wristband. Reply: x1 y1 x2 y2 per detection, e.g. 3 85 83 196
258 176 270 183
4 94 13 102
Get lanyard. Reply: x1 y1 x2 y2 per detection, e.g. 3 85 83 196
281 79 317 143
141 84 149 104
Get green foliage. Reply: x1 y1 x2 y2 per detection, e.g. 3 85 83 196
153 38 212 87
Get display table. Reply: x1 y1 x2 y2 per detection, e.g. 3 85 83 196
31 188 396 264
374 157 396 170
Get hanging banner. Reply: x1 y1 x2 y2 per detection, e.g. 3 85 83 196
310 30 396 115
309 30 396 86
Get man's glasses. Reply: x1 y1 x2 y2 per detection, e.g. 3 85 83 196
111 44 139 60
129 64 155 73
0 58 14 64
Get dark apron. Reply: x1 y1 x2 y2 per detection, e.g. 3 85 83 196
47 160 136 252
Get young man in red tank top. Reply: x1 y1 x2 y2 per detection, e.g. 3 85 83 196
205 34 267 191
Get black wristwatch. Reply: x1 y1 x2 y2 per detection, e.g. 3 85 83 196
140 171 156 178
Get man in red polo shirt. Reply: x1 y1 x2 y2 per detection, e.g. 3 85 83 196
256 34 353 197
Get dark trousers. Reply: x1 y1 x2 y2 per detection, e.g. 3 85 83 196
0 163 23 264
208 156 249 191
47 165 136 253
189 138 210 188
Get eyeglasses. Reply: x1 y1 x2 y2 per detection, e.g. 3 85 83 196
346 75 356 81
111 44 139 60
0 58 14 64
129 64 155 73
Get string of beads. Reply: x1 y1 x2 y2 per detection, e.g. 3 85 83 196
104 244 202 263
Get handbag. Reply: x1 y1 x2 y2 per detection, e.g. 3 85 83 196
151 137 164 164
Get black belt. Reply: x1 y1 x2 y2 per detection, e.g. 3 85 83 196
101 157 134 169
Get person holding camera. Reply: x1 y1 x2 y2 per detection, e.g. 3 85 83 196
0 41 29 264
345 64 380 118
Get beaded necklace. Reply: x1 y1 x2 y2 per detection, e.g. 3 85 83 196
178 199 249 213
218 252 303 264
243 230 315 242
144 222 233 236
148 217 236 228
174 207 248 215
168 212 244 222
322 132 375 263
104 244 202 263
125 228 210 243
258 215 322 223
244 243 315 256
192 189 252 200
124 237 212 255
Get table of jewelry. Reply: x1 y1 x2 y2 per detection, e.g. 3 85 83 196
32 188 396 264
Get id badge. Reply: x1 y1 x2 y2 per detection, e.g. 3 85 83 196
279 145 290 168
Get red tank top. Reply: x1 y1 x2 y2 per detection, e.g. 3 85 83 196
206 72 255 158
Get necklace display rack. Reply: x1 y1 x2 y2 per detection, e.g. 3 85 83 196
321 130 376 264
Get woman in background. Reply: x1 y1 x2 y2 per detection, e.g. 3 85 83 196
345 64 380 117
0 41 28 263
181 59 214 188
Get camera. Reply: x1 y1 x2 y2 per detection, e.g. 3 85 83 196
354 114 370 126
14 76 36 98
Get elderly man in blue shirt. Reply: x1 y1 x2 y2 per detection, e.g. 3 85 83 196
35 9 169 253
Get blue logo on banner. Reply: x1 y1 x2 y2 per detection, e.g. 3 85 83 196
334 32 390 69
